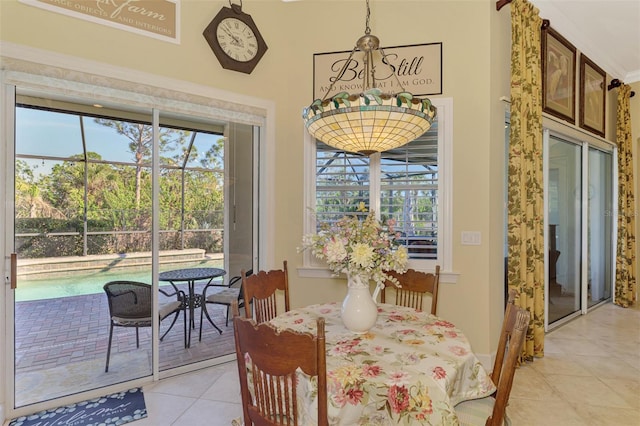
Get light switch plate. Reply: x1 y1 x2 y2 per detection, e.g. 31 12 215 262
461 231 481 245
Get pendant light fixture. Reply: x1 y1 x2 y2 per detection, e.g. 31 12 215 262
302 0 437 156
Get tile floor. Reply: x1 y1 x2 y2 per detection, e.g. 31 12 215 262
135 301 639 425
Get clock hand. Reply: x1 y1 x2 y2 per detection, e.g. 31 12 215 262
221 27 243 46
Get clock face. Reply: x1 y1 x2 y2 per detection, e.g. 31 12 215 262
216 17 258 63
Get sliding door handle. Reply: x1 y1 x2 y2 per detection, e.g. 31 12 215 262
10 253 17 289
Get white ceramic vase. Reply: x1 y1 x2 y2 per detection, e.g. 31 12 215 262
341 274 378 334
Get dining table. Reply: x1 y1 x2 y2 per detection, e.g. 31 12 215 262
268 302 496 425
159 267 226 347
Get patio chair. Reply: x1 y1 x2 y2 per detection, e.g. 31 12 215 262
381 265 441 315
455 306 530 425
233 303 328 425
103 280 186 372
198 269 253 341
242 261 290 323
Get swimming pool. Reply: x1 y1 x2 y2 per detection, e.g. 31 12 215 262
15 259 224 301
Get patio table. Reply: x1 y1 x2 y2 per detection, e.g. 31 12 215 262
159 267 226 347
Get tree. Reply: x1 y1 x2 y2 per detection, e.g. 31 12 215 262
93 119 190 207
15 160 65 219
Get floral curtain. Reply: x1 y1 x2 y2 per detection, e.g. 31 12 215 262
614 84 637 307
506 0 544 360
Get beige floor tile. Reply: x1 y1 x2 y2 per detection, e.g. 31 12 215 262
545 375 632 409
599 376 640 409
134 392 196 426
573 354 640 381
541 336 611 357
506 397 585 426
529 353 592 377
145 365 227 398
200 369 241 403
172 399 243 426
510 364 557 400
571 402 640 426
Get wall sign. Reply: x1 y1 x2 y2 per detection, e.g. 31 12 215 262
313 42 442 100
20 0 180 44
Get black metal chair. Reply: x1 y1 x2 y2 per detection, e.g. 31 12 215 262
199 269 253 341
103 280 186 372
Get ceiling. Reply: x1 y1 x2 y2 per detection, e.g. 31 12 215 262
530 0 640 83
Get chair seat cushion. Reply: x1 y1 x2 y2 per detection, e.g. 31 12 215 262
205 288 240 304
455 396 511 426
111 316 152 326
159 301 182 320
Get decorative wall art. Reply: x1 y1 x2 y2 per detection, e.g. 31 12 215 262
20 0 180 43
312 43 442 100
542 26 576 124
579 54 606 137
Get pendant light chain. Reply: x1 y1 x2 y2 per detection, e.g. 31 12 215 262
365 0 371 35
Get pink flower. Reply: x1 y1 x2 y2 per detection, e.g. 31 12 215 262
294 318 304 324
387 370 410 386
449 345 468 356
432 366 447 380
362 364 381 378
389 314 405 322
371 345 385 356
444 330 458 339
346 387 364 405
331 387 348 408
434 320 455 328
388 385 410 413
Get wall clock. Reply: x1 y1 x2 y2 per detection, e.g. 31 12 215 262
203 1 268 74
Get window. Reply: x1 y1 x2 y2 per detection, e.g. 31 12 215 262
303 98 453 274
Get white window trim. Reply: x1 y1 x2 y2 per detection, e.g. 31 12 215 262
299 97 454 281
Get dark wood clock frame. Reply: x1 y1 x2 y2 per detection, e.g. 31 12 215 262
203 4 268 74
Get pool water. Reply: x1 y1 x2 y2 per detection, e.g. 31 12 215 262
15 260 223 302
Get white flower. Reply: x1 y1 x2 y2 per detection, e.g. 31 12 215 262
325 238 348 264
349 242 374 268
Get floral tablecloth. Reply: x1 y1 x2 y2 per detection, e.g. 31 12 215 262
268 302 496 426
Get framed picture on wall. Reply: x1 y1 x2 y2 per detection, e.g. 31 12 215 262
579 54 606 137
542 27 576 124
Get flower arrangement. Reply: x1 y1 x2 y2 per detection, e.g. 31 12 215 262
300 203 408 289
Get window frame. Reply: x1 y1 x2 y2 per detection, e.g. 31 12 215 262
300 97 453 277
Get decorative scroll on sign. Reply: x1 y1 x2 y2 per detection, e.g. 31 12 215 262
19 0 180 44
313 42 442 100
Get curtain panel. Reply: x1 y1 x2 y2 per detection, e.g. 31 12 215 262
506 0 544 360
614 84 637 307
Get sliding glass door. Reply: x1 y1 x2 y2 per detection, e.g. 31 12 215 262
8 91 258 410
546 133 614 328
547 135 582 323
587 147 613 308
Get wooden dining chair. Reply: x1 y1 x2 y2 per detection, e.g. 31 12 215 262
492 289 518 385
381 265 441 314
455 306 530 426
241 260 290 323
233 304 328 426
